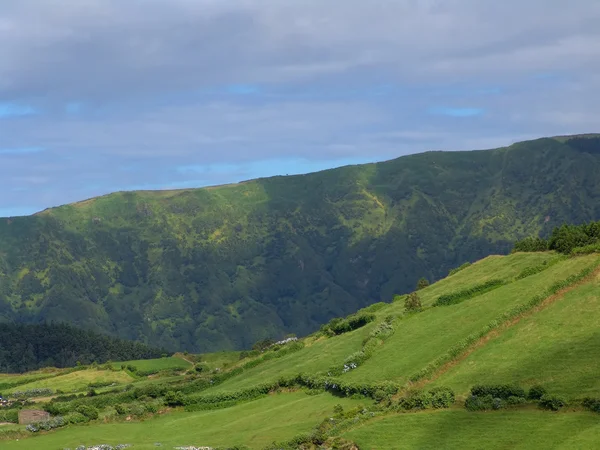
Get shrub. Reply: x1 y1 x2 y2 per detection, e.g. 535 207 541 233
465 394 504 411
506 396 527 406
471 384 526 400
129 403 146 417
0 409 19 423
417 277 430 290
26 416 66 433
430 387 455 409
404 292 422 312
114 403 128 415
434 279 504 307
539 394 567 411
76 405 99 421
528 385 547 400
322 313 376 336
144 402 159 413
165 390 186 407
65 412 88 424
398 389 432 410
582 397 600 413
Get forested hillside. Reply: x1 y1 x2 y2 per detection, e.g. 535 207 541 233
0 323 164 373
1 135 599 351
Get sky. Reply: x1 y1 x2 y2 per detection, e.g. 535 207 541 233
1 0 600 217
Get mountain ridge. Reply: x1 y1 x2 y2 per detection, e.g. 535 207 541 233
1 134 600 352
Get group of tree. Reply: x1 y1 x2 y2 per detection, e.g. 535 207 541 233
514 220 600 254
0 322 165 373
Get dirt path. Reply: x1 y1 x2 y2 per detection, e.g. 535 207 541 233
412 264 600 389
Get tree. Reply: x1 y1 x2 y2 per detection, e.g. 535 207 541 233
405 292 422 312
417 278 430 290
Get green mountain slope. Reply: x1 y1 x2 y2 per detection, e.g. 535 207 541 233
4 248 600 449
1 135 600 351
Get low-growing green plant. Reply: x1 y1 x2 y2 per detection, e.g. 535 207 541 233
165 390 186 407
582 397 600 413
404 292 422 312
539 394 567 411
471 384 526 399
465 394 505 411
65 411 88 424
321 313 376 336
430 386 455 409
76 404 99 421
0 409 19 423
528 385 547 400
434 279 504 307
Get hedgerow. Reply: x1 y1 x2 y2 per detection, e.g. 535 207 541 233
26 416 66 433
396 387 455 410
434 279 504 307
320 313 376 336
539 394 567 411
0 409 18 423
471 384 526 399
410 260 600 382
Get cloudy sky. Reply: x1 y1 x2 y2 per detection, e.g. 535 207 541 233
1 0 599 216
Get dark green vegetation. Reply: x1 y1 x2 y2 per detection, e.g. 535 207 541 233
4 246 600 449
0 323 164 373
2 135 600 352
515 218 600 254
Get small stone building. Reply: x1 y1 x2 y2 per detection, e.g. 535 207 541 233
18 410 50 425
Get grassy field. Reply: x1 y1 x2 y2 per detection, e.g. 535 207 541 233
0 370 64 389
3 252 600 449
3 392 366 450
400 252 564 309
6 369 134 395
432 270 600 398
343 409 600 449
110 356 192 373
342 254 598 384
208 324 373 393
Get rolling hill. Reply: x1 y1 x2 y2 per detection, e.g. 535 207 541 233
1 134 600 351
3 243 600 449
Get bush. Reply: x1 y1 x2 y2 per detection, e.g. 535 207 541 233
465 394 504 411
26 416 66 433
114 403 128 415
527 385 547 400
76 405 99 421
65 412 88 424
0 409 19 423
417 277 430 290
165 390 186 407
582 397 600 413
398 390 432 410
435 279 504 307
430 387 455 409
539 394 567 411
404 292 422 312
321 313 376 336
506 396 527 406
471 384 526 400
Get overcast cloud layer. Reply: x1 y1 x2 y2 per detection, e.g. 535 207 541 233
1 0 600 216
